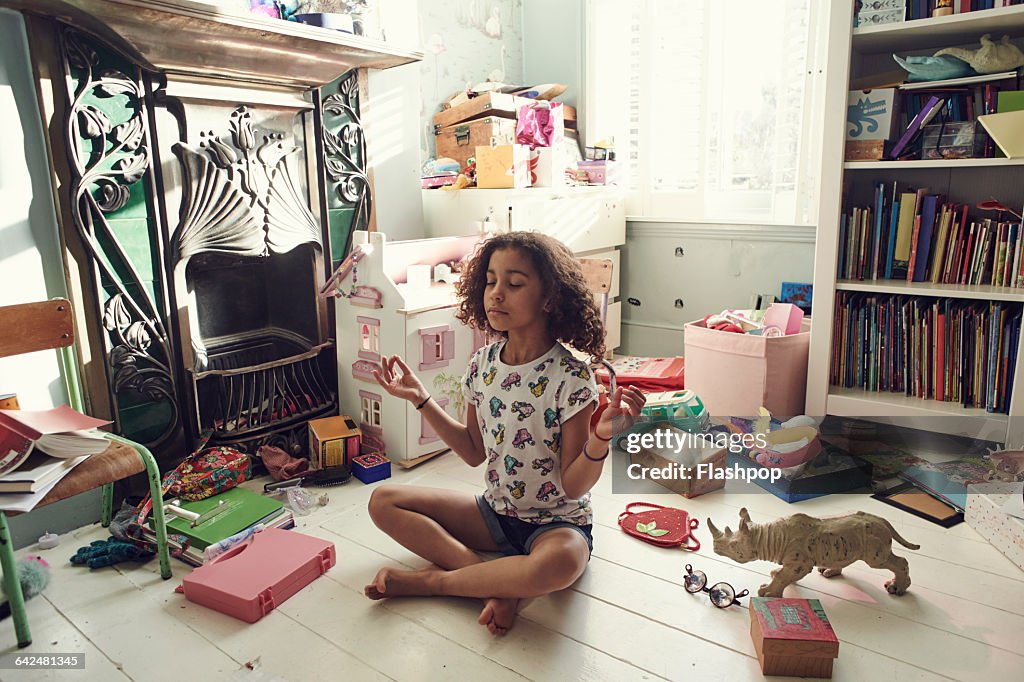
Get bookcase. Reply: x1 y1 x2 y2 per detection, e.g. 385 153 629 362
808 3 1024 445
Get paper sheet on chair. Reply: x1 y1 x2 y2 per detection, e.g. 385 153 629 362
0 455 89 513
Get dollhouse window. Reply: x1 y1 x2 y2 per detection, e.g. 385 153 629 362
358 316 380 361
359 390 382 430
419 397 449 444
418 325 455 370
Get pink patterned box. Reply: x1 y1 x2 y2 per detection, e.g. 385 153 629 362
965 484 1024 571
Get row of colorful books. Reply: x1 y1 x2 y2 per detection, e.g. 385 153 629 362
830 292 1021 412
838 182 1024 287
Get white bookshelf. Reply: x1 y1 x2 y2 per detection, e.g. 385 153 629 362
808 3 1024 445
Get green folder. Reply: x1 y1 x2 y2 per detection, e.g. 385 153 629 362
161 487 284 550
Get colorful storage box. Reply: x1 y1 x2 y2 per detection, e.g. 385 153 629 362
750 597 839 678
577 159 619 185
308 415 361 469
965 483 1024 571
352 452 391 484
684 318 810 418
181 528 336 623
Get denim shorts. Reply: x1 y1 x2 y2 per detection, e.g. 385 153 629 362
475 495 594 557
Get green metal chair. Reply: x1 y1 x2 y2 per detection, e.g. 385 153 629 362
0 299 171 648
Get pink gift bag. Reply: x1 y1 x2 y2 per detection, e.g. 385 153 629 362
516 101 565 149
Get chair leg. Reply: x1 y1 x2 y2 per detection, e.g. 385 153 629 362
101 482 114 527
107 435 171 580
0 512 31 648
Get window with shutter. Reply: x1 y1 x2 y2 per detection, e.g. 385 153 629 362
357 316 381 362
418 325 454 370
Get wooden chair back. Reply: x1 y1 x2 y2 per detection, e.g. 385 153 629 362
0 299 75 359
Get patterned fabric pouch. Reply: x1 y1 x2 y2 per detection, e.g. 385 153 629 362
618 502 700 551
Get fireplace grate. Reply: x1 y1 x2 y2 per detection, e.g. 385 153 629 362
193 339 335 440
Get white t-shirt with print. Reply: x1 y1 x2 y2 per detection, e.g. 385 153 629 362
463 340 599 526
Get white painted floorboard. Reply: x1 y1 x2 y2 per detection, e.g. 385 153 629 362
2 451 1022 681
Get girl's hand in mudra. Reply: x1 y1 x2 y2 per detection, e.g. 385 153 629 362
373 355 428 404
594 385 646 440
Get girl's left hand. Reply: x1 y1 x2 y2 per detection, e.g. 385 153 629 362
594 386 646 440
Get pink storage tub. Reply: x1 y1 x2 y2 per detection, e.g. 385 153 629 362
181 528 336 623
683 319 810 418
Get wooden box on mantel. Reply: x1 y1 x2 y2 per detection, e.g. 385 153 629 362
749 597 839 678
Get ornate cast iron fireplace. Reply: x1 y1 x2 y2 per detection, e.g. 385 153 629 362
5 0 420 464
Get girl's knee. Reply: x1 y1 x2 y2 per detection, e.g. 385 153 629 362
531 545 588 593
367 483 404 523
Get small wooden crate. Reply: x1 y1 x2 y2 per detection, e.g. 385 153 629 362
434 116 516 171
628 424 726 498
749 597 839 678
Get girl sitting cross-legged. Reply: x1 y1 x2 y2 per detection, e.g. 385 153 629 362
364 232 645 635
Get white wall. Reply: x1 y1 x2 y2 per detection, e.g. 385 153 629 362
0 9 101 548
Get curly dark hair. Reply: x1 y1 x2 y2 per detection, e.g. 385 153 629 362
455 232 606 357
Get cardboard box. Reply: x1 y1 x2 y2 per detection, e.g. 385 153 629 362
475 143 531 188
683 318 810 418
308 415 361 469
435 116 516 171
750 597 839 678
965 483 1024 571
352 452 391 484
629 423 726 498
433 91 577 131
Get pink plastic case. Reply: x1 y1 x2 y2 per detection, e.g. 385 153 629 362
181 528 336 623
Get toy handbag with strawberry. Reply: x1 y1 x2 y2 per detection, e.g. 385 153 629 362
618 502 700 550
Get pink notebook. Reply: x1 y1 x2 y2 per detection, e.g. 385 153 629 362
181 528 336 623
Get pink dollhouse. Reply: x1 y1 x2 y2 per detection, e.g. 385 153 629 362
332 230 489 464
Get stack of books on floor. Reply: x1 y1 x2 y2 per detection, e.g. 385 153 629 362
141 486 294 567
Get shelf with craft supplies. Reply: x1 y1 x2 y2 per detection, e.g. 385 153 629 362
835 278 1024 302
853 4 1024 53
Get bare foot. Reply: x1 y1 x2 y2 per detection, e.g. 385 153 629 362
364 567 440 600
477 597 520 636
